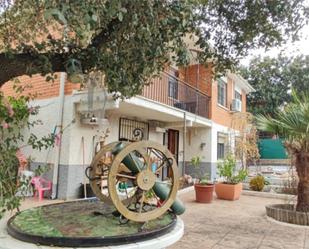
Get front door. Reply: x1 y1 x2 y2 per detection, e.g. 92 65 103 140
167 129 179 162
163 129 179 178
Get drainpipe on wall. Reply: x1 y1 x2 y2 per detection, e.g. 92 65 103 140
196 62 200 115
182 112 186 176
51 72 66 199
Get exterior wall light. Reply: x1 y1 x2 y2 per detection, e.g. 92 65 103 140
200 142 206 150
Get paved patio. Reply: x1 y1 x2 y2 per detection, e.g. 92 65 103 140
1 192 309 249
169 190 308 249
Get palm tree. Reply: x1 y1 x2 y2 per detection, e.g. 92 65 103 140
256 91 309 212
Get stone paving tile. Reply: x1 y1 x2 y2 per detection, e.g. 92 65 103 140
258 239 299 249
212 245 238 249
169 192 307 249
262 225 305 249
169 231 222 249
304 228 309 249
217 233 263 249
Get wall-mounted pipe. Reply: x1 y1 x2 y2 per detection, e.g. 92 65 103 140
182 112 186 176
51 72 66 199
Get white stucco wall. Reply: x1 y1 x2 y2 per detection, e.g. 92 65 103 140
21 95 74 166
148 129 164 144
184 127 212 163
67 114 118 165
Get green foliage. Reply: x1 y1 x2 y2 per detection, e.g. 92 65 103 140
256 91 309 153
33 164 49 177
287 55 309 95
0 1 308 96
11 203 174 237
190 156 202 168
199 178 211 185
145 190 155 200
249 175 265 191
241 55 309 116
217 154 247 184
0 93 54 219
190 156 211 185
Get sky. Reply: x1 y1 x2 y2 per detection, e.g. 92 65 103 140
241 9 309 66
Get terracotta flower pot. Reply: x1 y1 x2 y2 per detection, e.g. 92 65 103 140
215 182 243 201
194 184 214 203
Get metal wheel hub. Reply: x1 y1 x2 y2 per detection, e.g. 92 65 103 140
136 170 156 191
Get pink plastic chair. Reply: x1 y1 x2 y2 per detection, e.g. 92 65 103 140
31 176 52 201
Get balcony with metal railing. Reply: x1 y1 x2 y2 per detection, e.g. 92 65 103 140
141 71 211 119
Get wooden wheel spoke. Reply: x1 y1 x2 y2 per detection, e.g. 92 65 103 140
116 173 136 180
150 188 160 203
145 156 152 171
155 158 170 173
128 186 138 194
150 148 164 160
139 191 145 213
99 161 111 168
118 161 133 174
155 161 165 173
147 148 153 171
125 187 129 199
147 147 153 156
134 147 151 171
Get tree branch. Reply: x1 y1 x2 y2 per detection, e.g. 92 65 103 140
0 18 122 87
0 53 65 87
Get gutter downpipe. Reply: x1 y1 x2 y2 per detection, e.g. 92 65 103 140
51 72 66 199
182 112 186 176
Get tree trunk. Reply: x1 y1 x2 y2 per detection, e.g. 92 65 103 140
295 152 309 212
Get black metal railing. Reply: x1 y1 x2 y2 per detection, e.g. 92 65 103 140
141 72 211 119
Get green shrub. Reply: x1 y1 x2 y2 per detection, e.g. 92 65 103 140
190 156 212 185
249 175 265 191
217 154 247 184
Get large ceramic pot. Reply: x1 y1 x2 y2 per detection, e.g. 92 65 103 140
215 182 242 201
194 184 214 203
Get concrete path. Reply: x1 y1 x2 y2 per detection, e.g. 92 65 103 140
169 190 308 249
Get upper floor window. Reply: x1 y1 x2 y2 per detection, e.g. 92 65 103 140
168 70 178 99
218 79 227 107
235 90 242 101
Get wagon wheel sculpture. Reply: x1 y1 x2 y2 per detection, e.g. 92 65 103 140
87 141 179 223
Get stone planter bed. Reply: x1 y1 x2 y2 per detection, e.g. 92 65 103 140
266 204 309 226
243 182 297 195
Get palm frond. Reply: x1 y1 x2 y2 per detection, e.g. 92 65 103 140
256 91 309 152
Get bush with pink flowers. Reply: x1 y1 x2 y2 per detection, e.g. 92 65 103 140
0 92 54 218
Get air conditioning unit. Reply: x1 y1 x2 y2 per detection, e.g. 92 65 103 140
148 120 165 128
231 99 242 112
174 102 186 110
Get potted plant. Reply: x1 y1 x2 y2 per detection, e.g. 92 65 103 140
215 154 247 200
191 156 214 203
